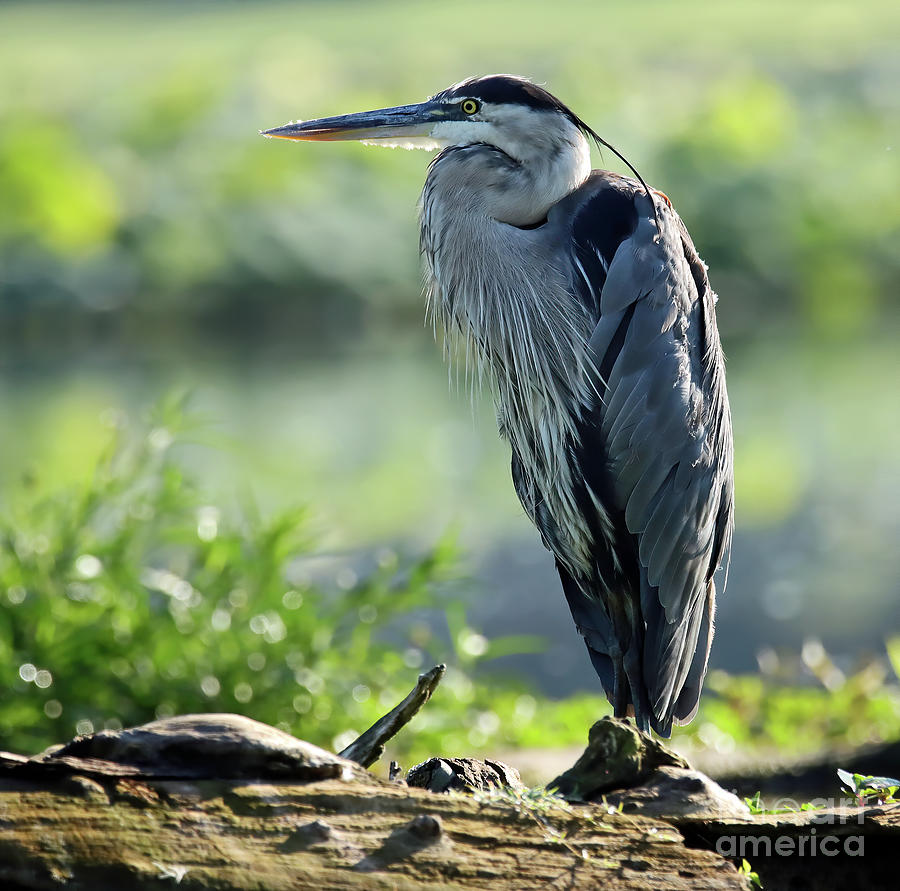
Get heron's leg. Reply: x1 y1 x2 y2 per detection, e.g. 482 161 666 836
609 647 630 718
615 589 653 733
622 643 651 733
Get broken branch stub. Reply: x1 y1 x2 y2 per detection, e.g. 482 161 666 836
339 664 445 768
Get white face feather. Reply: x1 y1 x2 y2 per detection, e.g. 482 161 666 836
435 104 588 168
427 105 592 227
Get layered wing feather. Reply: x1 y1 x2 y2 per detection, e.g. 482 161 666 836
558 174 734 734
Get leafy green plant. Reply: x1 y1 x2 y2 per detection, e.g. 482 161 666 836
743 792 764 814
837 769 900 807
0 397 495 761
738 858 762 888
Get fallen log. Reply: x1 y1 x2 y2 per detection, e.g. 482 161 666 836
0 668 896 889
0 750 745 890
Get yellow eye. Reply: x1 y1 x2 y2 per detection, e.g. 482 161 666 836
461 99 480 115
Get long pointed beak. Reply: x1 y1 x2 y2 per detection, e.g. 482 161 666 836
261 100 448 143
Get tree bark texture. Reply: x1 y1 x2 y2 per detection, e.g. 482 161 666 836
0 770 747 890
1 706 896 889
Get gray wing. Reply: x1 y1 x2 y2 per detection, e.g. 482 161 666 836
573 186 734 729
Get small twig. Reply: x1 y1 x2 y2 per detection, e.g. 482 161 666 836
339 665 445 768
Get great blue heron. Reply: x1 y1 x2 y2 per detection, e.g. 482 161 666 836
263 75 734 737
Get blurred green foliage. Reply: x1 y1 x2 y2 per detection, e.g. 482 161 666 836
700 658 900 754
0 398 508 759
0 0 897 347
2 406 899 765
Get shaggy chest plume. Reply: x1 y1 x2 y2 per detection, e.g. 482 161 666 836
421 147 602 573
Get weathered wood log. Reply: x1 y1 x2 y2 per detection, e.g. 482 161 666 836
550 715 690 800
16 713 368 782
678 804 900 890
0 709 749 890
550 716 749 820
1 696 896 888
0 763 747 889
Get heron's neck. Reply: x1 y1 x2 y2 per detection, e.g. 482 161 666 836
420 139 596 438
420 129 590 318
428 128 590 227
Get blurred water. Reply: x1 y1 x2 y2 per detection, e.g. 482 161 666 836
1 333 898 691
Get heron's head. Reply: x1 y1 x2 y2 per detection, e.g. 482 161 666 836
262 74 592 169
263 75 599 225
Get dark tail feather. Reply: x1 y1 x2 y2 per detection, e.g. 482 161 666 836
557 561 715 737
672 580 716 725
